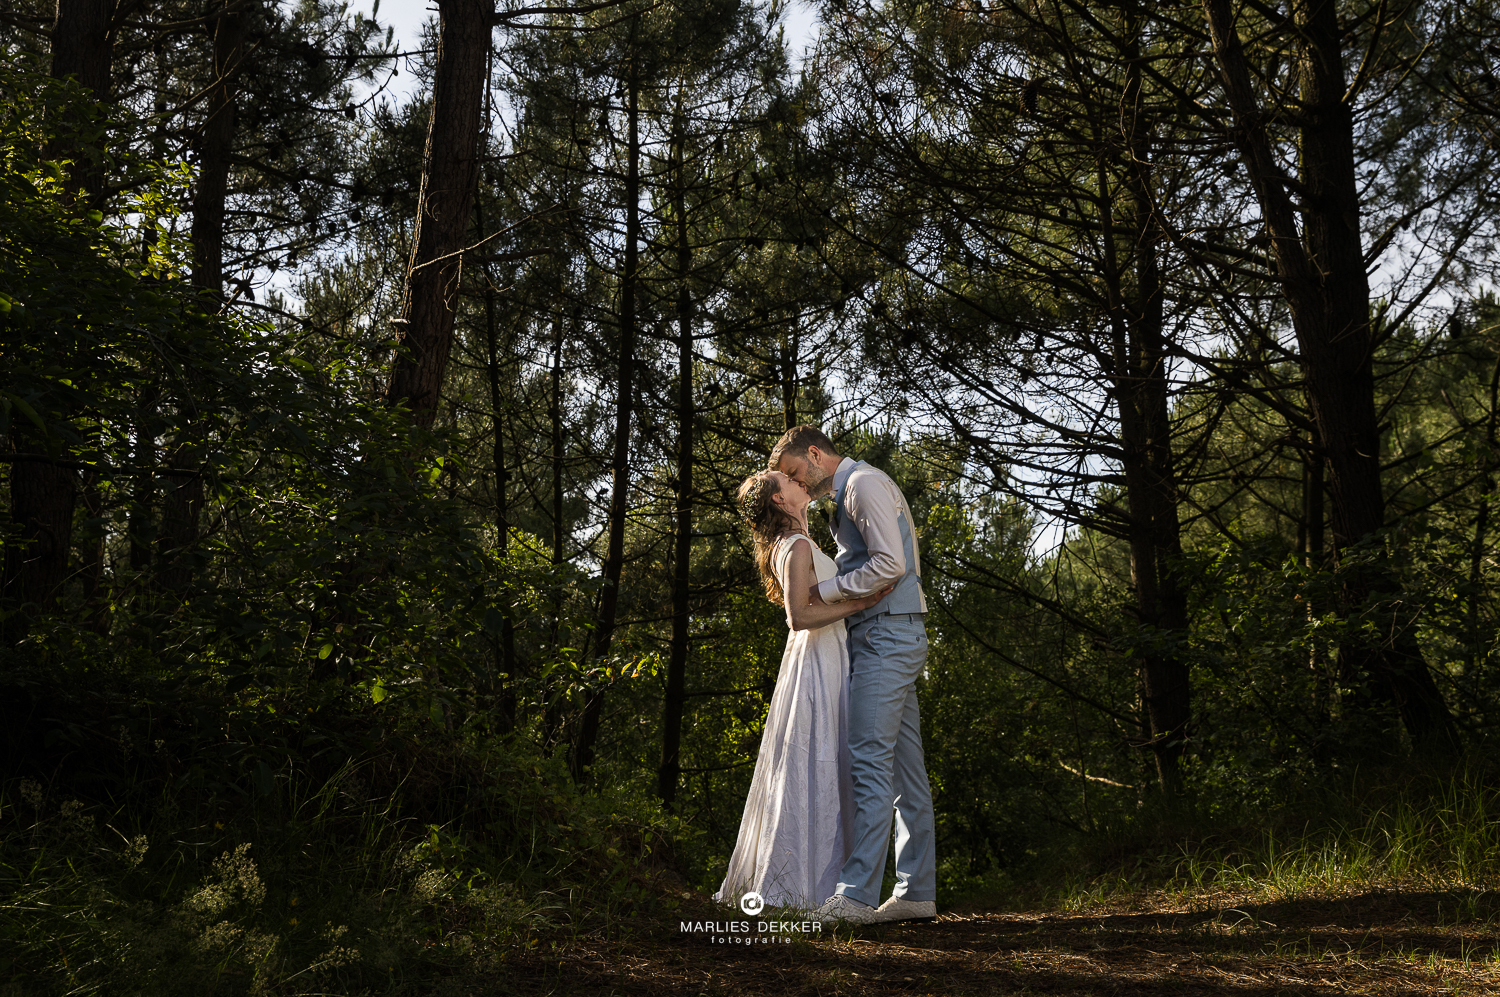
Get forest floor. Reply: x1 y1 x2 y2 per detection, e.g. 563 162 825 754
497 886 1500 996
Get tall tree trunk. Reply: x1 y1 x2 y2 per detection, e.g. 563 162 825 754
660 112 692 805
573 70 640 782
159 2 244 597
479 197 517 735
385 0 491 428
3 0 116 643
1 460 78 645
190 3 241 299
50 0 112 92
1105 40 1190 796
1302 425 1333 759
552 314 566 573
1467 357 1500 678
50 0 114 204
1298 435 1326 568
540 311 567 751
128 384 158 574
1203 0 1459 757
156 468 203 595
78 467 108 633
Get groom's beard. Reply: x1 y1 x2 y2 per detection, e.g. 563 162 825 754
804 463 833 499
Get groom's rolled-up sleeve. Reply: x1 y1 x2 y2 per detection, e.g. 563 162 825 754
816 473 907 604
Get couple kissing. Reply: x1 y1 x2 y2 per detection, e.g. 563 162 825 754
714 425 937 926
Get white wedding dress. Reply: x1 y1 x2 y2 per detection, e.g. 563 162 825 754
714 533 853 910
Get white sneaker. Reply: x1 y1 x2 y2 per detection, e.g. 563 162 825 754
875 895 937 923
812 894 881 925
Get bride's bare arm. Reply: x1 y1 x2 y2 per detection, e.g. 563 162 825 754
782 538 891 631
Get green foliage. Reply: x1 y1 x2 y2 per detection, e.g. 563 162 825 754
0 55 674 993
0 67 210 448
0 740 675 996
13 2 1500 990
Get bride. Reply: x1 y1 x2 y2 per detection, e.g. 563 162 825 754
714 468 890 911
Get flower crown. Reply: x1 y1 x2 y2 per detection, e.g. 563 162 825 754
739 473 773 522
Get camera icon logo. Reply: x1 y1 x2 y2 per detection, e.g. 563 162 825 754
739 891 765 915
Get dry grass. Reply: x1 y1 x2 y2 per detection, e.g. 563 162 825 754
488 885 1500 996
11 763 1500 994
482 776 1500 995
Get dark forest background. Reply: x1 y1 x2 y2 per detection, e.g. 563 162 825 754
6 0 1500 992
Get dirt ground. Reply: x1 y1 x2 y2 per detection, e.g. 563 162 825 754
501 889 1500 995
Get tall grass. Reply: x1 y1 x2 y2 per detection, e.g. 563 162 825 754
0 745 676 996
1045 769 1500 912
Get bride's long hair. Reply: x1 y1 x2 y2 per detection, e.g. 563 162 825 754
738 470 799 606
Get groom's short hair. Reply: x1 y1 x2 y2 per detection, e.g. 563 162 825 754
769 425 838 469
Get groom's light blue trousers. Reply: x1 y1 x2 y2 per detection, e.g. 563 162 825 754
835 613 936 906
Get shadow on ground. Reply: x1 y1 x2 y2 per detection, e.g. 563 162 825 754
495 890 1500 995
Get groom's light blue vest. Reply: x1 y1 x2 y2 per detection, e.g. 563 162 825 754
832 461 926 628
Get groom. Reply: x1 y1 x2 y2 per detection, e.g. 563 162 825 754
771 425 937 925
